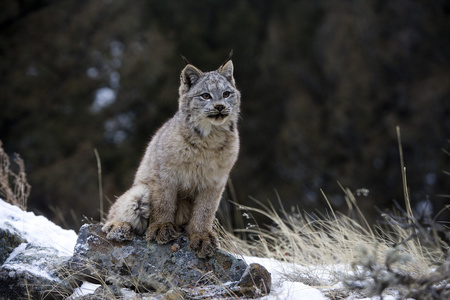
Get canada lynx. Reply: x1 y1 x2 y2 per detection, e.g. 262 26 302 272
102 57 240 258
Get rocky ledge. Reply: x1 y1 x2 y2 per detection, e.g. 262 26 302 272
0 198 271 299
67 224 271 299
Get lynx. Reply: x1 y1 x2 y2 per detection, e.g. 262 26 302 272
102 57 240 258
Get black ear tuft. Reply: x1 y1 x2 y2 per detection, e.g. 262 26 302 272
219 49 233 69
180 54 190 66
218 51 235 86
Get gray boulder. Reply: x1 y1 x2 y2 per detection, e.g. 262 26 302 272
0 244 78 300
0 227 26 265
68 224 271 298
0 199 79 300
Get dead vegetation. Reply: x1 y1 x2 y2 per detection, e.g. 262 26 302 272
218 188 449 299
0 140 31 210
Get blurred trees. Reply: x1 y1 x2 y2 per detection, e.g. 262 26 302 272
1 0 449 230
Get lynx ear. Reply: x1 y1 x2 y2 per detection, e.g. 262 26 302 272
179 64 204 95
218 60 235 86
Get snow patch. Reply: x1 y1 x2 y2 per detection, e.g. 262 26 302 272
69 282 100 299
244 256 327 300
0 199 77 256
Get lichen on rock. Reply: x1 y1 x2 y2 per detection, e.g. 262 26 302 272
67 224 271 298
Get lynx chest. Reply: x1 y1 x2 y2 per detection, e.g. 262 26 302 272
175 130 238 191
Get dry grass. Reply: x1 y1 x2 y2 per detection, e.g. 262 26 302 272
217 183 449 299
224 194 425 268
0 140 31 210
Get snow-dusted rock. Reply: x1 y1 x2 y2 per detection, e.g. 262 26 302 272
0 227 26 265
0 244 78 299
0 199 78 299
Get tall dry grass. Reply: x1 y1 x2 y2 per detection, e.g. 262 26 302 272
218 186 449 298
0 140 31 210
218 151 449 299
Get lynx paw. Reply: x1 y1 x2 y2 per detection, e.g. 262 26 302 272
102 221 134 241
145 222 180 244
189 231 219 258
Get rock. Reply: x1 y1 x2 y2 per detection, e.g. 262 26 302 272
0 243 78 300
67 224 271 298
172 263 272 299
236 263 272 296
0 199 79 300
0 227 26 265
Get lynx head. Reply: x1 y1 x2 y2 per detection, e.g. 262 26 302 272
178 59 241 136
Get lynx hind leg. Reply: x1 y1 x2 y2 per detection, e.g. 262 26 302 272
102 185 150 241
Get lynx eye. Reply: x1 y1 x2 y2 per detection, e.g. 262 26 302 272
200 93 212 100
223 91 231 98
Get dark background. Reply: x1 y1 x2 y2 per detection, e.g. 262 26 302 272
1 0 449 231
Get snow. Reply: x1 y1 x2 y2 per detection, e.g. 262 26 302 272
4 243 61 282
0 199 77 256
70 282 99 298
270 281 325 300
244 256 327 300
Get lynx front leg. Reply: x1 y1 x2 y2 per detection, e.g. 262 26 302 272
187 188 223 258
102 184 150 241
145 186 180 244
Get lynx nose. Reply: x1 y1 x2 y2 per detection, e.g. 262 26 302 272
215 104 225 112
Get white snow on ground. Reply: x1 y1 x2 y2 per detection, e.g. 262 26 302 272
244 256 327 300
70 282 100 298
0 199 77 256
